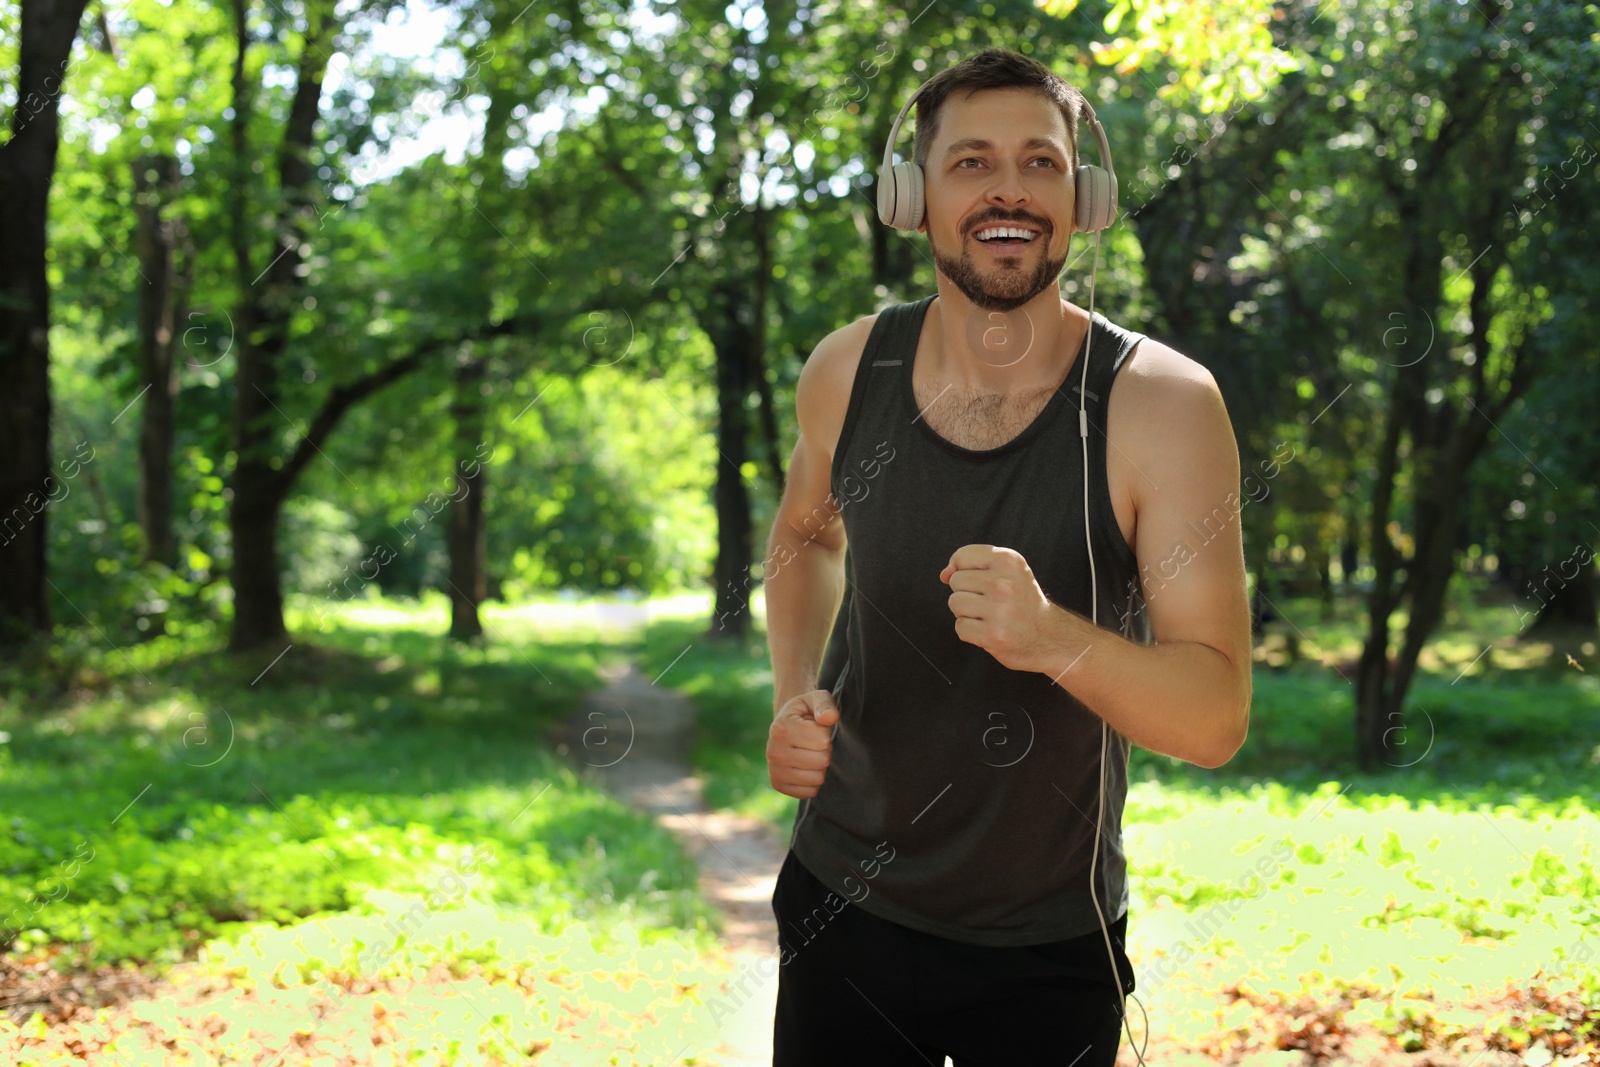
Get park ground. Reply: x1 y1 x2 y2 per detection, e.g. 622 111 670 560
0 582 1596 1065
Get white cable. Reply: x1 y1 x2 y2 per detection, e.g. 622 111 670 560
1077 226 1150 1067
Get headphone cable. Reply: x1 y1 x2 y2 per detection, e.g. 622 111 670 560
1078 224 1151 1067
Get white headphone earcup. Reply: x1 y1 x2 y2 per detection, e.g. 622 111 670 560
1075 164 1117 233
876 164 896 226
878 160 925 232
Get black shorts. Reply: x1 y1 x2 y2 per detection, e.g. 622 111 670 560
772 849 1133 1066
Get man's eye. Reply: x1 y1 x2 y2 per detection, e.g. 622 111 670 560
957 157 1055 168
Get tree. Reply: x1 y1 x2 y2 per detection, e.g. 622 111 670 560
1333 0 1599 767
0 0 94 644
443 12 519 643
1055 0 1598 764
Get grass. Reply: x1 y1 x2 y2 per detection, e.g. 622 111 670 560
2 594 725 969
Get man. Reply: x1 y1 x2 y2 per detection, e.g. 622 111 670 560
762 47 1252 1065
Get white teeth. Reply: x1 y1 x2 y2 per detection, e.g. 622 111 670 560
975 226 1038 242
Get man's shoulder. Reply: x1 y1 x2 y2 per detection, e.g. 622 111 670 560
1107 333 1233 491
1113 334 1235 508
809 294 934 370
1111 333 1223 409
810 309 883 370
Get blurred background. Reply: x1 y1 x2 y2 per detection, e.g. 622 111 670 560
1 0 1597 1063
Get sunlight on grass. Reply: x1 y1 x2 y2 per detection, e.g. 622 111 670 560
3 898 746 1065
1 597 724 965
1126 787 1600 1052
3 594 774 1063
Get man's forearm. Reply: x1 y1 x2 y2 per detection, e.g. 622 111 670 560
1032 603 1249 768
765 530 847 716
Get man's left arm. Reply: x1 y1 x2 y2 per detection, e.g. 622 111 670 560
940 343 1253 768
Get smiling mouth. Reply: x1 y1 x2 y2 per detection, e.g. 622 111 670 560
971 224 1043 249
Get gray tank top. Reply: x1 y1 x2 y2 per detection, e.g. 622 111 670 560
790 293 1152 952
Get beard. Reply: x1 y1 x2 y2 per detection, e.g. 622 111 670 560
930 226 1068 313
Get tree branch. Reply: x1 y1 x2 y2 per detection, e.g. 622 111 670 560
278 313 543 490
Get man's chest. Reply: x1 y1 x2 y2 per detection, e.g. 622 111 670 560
912 380 1059 452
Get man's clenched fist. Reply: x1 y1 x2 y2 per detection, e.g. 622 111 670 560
768 690 840 799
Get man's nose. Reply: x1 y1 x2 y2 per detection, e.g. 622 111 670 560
986 162 1031 205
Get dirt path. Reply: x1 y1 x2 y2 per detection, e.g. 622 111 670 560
560 659 788 1066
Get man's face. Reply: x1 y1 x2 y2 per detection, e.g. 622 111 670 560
919 87 1074 313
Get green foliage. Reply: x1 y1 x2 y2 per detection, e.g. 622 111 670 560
1039 0 1301 111
280 497 367 595
9 0 1598 956
21 0 1597 640
7 0 1600 1056
489 364 717 597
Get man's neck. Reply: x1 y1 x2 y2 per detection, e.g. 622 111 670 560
925 284 1090 393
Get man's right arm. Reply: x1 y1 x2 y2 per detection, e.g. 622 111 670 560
764 323 867 800
765 324 857 718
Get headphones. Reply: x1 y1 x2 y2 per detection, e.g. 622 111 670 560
875 83 1119 234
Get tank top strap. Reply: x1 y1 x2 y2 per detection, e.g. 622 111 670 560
831 295 935 493
865 293 935 368
1074 312 1146 431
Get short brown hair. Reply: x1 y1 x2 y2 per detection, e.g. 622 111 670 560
911 48 1086 171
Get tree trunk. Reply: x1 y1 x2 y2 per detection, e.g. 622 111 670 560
215 1 551 650
134 153 184 567
1355 186 1438 769
228 471 289 650
1355 85 1533 766
1375 460 1469 766
708 291 754 642
448 353 487 641
1313 542 1333 610
0 0 91 645
224 0 331 650
443 20 518 643
1340 507 1360 589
